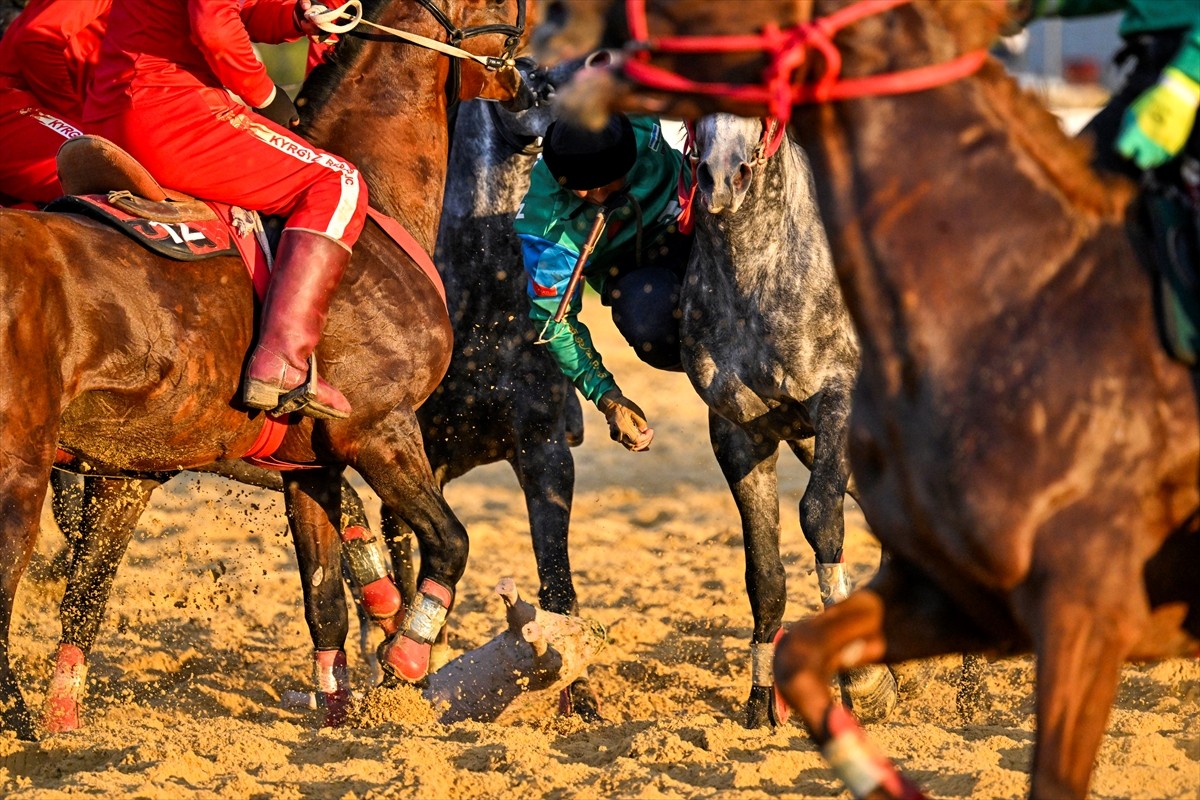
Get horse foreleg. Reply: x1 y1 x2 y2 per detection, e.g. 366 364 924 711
1020 510 1143 799
799 389 897 724
0 456 51 740
774 555 1000 800
380 506 418 608
709 410 788 729
46 476 162 733
514 439 601 721
354 412 469 684
338 480 387 684
284 467 352 727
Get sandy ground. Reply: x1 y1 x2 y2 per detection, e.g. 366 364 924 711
3 307 1198 799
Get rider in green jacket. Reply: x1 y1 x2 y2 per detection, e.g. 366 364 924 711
514 113 691 452
1026 0 1200 174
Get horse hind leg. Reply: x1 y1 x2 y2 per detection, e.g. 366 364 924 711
45 475 163 733
774 555 999 800
285 467 354 727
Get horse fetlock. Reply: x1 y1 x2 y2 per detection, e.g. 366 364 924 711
839 664 898 725
816 562 851 607
340 525 403 623
380 579 453 681
42 643 88 734
313 649 351 728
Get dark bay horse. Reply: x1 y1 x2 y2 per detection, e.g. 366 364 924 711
685 113 896 727
0 0 529 739
37 58 611 731
429 80 603 717
534 1 1200 797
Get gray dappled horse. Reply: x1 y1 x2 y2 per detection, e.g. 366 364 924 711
684 114 895 727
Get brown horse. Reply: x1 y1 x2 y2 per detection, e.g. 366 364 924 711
0 0 530 739
534 1 1200 797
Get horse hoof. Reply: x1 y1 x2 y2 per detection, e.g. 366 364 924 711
890 658 938 697
558 677 603 722
743 684 774 729
314 649 351 727
380 635 431 682
840 664 898 724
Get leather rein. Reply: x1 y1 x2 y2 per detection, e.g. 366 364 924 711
310 0 528 105
621 0 991 125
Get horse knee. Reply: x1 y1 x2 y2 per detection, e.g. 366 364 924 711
799 491 844 564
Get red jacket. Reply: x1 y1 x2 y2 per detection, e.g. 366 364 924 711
87 0 302 122
0 0 111 120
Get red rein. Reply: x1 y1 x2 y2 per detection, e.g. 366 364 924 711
623 0 990 124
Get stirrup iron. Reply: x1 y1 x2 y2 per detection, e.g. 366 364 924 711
272 353 321 415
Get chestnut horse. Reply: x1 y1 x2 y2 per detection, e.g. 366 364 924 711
0 0 529 739
534 1 1200 797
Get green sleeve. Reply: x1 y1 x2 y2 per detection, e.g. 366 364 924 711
1168 27 1200 84
529 297 619 405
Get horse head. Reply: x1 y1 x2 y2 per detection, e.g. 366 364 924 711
692 114 773 215
534 0 1012 126
490 50 615 141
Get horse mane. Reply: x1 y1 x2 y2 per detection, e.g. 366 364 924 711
296 0 392 121
932 0 1133 220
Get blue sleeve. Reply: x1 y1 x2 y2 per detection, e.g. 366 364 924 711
519 233 619 403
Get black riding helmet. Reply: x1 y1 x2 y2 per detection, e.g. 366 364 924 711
542 113 637 191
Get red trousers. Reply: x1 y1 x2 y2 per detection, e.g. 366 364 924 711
0 88 85 205
90 87 367 246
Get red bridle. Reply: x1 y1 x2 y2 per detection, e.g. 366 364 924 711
623 0 991 124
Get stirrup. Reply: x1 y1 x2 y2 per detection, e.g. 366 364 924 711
268 354 348 420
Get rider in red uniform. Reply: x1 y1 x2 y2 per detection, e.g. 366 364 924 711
0 0 111 205
84 0 368 420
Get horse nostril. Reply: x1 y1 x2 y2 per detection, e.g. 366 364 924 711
585 49 615 69
697 162 715 200
734 162 752 194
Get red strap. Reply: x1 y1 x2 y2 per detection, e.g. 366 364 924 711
241 414 291 462
676 120 697 235
623 0 991 125
366 207 446 308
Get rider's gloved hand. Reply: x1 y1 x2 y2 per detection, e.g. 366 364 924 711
597 389 654 452
1117 66 1200 170
294 0 329 37
254 84 301 129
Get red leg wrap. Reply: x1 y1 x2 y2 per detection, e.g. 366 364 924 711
314 649 351 728
381 579 452 682
43 643 87 734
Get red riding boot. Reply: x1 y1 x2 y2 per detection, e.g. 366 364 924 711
242 230 353 420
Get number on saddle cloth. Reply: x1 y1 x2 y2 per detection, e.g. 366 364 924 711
1141 165 1200 366
46 134 242 262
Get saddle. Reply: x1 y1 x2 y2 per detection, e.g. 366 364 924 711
1140 159 1200 366
47 135 245 262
